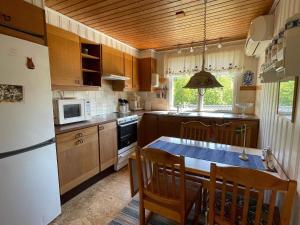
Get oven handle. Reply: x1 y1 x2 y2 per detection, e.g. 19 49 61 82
118 121 138 127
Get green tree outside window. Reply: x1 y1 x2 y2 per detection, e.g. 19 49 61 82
173 75 233 110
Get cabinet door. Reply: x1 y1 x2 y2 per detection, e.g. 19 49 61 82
138 58 152 91
47 25 82 86
139 114 159 147
132 57 139 90
98 122 118 171
56 126 100 194
0 0 46 45
102 45 124 75
124 53 133 89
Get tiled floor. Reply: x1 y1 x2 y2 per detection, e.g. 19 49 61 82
50 167 131 225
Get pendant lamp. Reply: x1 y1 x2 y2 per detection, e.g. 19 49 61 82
184 0 223 90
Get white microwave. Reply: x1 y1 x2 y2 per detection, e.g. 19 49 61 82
53 99 92 125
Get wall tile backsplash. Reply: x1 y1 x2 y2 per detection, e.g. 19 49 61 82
52 82 169 116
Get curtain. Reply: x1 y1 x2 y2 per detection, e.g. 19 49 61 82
165 45 245 77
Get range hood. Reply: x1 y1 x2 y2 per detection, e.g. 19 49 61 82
102 74 130 81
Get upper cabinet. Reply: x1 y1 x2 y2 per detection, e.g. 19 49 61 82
47 25 82 87
139 57 157 91
102 45 124 75
132 57 139 90
124 53 133 89
0 0 46 45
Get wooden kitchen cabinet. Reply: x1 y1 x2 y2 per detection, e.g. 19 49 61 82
102 45 124 75
0 0 46 45
47 25 82 87
132 56 140 90
138 114 159 147
56 126 100 194
98 122 118 171
139 114 259 148
138 57 157 91
124 53 133 89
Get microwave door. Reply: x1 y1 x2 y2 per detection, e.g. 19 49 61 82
58 101 85 124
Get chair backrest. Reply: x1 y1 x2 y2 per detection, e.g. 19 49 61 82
180 121 212 141
136 147 186 211
209 163 297 225
215 122 252 147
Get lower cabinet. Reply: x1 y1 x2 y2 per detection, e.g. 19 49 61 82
55 121 118 194
56 126 100 195
98 122 118 171
139 114 259 148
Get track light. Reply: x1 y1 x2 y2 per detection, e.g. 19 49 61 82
177 48 182 54
190 46 194 53
205 45 208 51
217 38 223 48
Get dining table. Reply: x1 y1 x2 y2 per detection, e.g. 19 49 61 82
128 136 289 197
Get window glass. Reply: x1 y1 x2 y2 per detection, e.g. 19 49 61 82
171 74 233 111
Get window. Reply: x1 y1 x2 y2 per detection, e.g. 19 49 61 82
170 74 234 111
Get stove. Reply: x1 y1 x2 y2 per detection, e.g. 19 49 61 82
116 114 138 125
114 114 139 171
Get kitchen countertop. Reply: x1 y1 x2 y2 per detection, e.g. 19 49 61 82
143 111 259 120
55 111 145 135
55 110 259 135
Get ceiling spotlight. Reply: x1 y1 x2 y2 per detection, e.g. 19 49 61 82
175 10 185 19
205 45 208 51
190 46 194 53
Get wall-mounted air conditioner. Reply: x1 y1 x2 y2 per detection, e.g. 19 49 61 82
245 15 274 57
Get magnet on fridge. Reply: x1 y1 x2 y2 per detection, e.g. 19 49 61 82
26 57 35 69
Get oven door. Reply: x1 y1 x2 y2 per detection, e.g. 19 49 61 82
118 121 137 150
57 99 85 124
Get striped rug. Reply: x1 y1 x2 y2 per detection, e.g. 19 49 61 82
109 195 205 225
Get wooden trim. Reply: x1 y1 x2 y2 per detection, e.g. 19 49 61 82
51 85 100 91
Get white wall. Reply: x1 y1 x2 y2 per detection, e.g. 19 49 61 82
256 0 300 224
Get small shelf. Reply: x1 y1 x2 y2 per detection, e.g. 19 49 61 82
82 68 100 73
81 53 99 60
240 86 259 91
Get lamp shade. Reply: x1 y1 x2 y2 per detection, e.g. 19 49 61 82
184 70 223 89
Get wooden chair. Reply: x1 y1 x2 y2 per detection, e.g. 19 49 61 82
136 147 202 225
215 122 252 147
208 163 297 225
180 121 213 142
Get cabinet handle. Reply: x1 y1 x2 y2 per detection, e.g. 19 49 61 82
75 133 83 138
99 126 104 130
2 14 11 22
75 139 84 145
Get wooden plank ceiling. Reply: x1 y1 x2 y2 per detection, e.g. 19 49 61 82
45 0 274 50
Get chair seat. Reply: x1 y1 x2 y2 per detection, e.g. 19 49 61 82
145 175 202 215
215 190 280 225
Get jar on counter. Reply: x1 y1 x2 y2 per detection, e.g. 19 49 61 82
277 28 285 61
271 36 278 63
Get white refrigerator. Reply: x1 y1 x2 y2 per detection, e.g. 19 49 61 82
0 34 61 225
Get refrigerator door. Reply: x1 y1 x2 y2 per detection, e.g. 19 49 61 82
0 34 55 153
0 143 61 225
